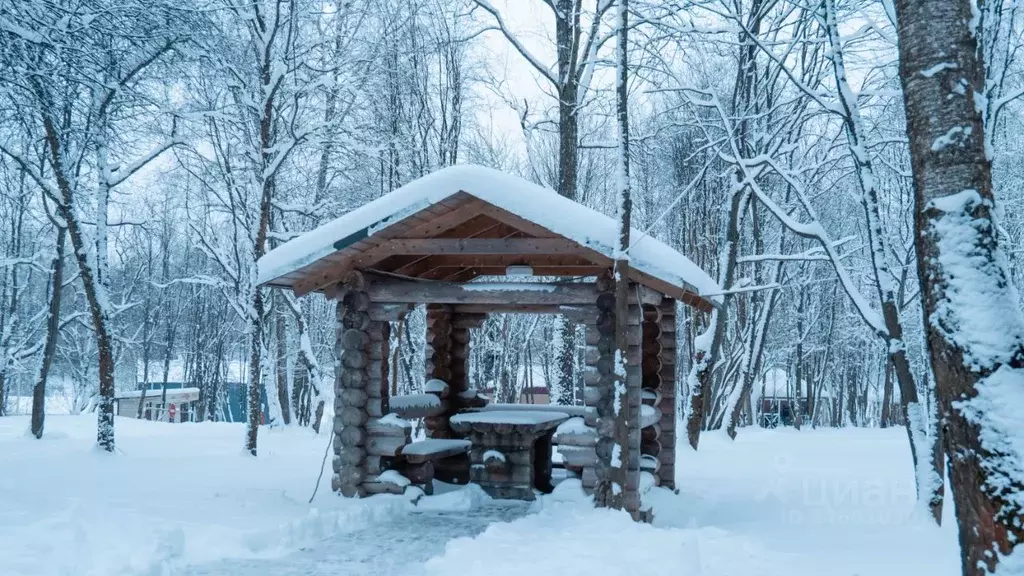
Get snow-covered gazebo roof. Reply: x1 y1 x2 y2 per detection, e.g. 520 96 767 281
257 164 720 311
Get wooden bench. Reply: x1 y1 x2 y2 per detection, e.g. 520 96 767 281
365 426 472 495
399 439 472 463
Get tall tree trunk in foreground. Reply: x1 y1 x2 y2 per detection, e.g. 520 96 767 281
550 0 584 408
596 0 633 513
893 0 1024 572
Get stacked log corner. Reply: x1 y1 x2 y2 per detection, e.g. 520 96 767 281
586 273 643 515
641 298 677 490
449 312 479 413
657 298 677 488
581 309 602 493
425 305 479 439
332 276 400 498
424 304 453 438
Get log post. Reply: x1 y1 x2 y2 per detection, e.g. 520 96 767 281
448 313 472 406
332 272 413 498
425 304 454 438
643 297 677 490
654 298 677 489
581 308 602 493
332 273 373 498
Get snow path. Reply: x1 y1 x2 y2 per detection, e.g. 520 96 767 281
180 504 529 576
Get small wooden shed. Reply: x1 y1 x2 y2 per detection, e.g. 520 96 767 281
257 165 719 516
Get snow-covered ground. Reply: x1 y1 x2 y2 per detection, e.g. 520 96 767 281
429 429 961 576
0 415 959 576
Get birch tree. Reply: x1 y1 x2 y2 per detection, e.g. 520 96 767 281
893 0 1024 572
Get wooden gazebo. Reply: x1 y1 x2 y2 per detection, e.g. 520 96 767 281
258 165 719 517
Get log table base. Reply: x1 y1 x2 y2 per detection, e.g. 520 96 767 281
450 410 570 501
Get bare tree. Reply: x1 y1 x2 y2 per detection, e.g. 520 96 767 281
0 0 184 450
473 0 617 400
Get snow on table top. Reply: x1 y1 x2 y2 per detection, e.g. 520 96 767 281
400 439 471 456
256 164 720 303
450 410 570 426
480 403 587 418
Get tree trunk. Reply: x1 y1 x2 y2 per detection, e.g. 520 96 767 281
881 358 893 428
893 0 1024 571
284 294 326 433
554 0 580 203
595 0 635 515
684 183 748 449
275 299 291 425
40 116 117 451
725 259 782 439
794 286 805 430
549 0 583 407
821 0 944 520
138 240 153 419
554 318 576 406
31 229 65 438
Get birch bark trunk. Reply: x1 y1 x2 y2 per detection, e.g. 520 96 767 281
893 0 1024 570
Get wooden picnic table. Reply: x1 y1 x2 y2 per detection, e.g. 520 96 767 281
449 409 570 500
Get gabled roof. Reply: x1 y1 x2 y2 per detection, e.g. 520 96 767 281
257 164 721 309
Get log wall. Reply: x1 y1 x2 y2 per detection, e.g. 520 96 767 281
657 297 677 488
332 273 411 498
332 279 372 497
583 273 644 514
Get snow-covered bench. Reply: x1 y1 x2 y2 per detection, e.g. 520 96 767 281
388 393 446 419
399 438 472 463
362 410 473 495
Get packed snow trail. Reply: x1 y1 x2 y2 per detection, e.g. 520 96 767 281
180 504 529 576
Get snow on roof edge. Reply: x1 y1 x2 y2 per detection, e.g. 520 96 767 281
257 164 721 303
